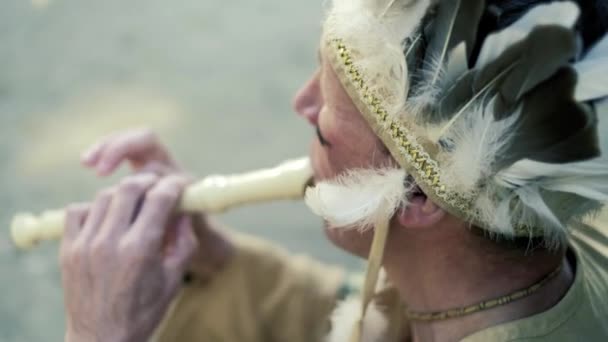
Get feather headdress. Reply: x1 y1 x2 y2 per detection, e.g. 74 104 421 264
311 1 608 341
320 0 608 243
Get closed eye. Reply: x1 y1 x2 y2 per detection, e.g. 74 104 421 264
316 126 332 147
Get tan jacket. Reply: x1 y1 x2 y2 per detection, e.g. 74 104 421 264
152 233 345 342
154 213 608 342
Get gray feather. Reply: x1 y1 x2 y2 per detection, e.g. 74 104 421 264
424 0 485 86
515 186 564 231
497 67 598 167
475 1 579 69
575 34 608 102
437 26 576 130
474 26 577 117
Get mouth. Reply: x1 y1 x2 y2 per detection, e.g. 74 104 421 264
407 181 427 204
303 176 316 195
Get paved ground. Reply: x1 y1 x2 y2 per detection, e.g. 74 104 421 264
0 1 359 340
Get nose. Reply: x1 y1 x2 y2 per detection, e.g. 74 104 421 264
293 70 321 126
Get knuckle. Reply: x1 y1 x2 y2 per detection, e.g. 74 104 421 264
63 242 85 264
96 188 115 202
119 238 148 261
119 175 160 196
89 240 106 255
60 247 80 269
150 187 179 204
119 177 146 194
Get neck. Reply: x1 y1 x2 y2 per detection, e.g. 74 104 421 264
383 221 574 342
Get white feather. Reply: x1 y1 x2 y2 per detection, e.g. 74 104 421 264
324 0 431 119
585 33 608 60
326 296 389 342
326 0 430 49
407 54 447 119
489 191 518 235
545 179 608 202
440 98 519 194
443 41 468 88
597 98 608 151
475 1 580 69
515 186 564 231
496 158 608 201
497 158 608 186
305 168 410 229
407 0 474 119
575 34 608 101
491 158 608 243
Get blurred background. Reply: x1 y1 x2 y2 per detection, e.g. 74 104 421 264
0 1 360 340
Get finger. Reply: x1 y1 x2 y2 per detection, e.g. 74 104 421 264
130 175 189 251
96 173 159 240
163 216 198 288
77 188 114 244
95 129 166 176
80 135 112 167
63 203 90 243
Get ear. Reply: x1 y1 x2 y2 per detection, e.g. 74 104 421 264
396 196 446 229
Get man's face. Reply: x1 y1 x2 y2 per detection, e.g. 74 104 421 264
292 50 393 257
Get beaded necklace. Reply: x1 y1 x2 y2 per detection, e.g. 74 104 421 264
406 265 563 321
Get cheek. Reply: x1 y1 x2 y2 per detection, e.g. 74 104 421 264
323 225 373 259
312 113 385 180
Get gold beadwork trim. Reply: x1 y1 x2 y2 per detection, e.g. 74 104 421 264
328 39 472 214
405 264 562 321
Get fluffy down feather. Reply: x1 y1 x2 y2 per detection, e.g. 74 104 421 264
490 157 608 245
326 296 389 342
439 97 520 194
496 158 608 202
324 0 431 117
305 168 410 229
327 0 430 47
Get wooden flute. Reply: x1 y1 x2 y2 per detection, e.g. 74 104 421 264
10 157 313 250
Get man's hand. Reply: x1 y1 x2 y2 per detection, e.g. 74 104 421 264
79 128 235 280
61 174 198 342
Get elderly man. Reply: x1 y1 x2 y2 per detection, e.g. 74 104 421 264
60 0 608 341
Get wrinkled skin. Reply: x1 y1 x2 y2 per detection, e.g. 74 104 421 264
62 130 233 342
61 173 197 342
